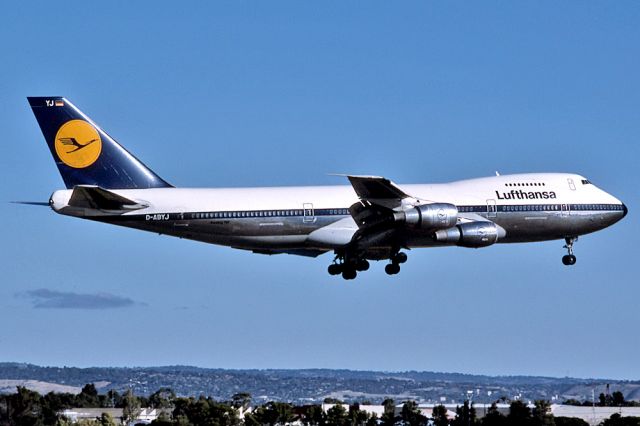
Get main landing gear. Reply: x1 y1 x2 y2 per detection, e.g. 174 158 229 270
562 237 577 266
328 251 408 279
384 251 407 276
328 256 370 280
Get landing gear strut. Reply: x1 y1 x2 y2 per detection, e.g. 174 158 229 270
562 237 577 266
385 251 407 275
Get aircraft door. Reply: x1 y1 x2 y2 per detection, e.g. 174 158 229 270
561 203 570 217
174 207 189 227
303 203 315 223
486 199 497 218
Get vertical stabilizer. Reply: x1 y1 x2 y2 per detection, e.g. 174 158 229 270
28 97 171 189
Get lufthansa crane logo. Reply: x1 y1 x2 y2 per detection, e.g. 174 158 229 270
54 120 102 168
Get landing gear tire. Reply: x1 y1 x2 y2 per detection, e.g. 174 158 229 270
342 268 357 280
356 259 370 271
562 254 577 266
328 264 343 275
385 263 400 275
393 252 408 264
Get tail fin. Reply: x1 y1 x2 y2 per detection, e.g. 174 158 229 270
27 97 171 189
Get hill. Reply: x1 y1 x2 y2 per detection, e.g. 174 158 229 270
0 363 637 404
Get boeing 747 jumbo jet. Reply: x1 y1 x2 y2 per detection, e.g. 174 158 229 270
26 97 627 280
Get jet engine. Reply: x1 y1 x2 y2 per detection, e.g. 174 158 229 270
434 222 501 248
396 203 458 230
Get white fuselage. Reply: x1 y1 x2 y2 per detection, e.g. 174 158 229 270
49 173 626 257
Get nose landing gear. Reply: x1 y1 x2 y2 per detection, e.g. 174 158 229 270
562 237 577 266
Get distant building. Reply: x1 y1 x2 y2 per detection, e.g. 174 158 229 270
321 403 640 425
321 403 510 421
551 404 640 426
59 403 640 426
416 403 510 420
60 408 123 423
59 408 170 425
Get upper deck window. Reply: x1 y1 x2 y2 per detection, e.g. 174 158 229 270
504 182 546 187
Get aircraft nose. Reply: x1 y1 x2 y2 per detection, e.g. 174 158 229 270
622 203 628 218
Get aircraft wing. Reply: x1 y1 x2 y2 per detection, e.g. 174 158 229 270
343 175 421 230
343 175 493 253
346 175 412 202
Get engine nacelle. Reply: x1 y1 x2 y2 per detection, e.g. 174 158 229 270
398 203 458 230
434 222 501 248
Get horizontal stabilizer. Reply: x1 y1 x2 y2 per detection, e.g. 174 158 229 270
68 186 147 211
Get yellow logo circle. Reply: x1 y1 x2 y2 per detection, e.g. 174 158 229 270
54 120 102 168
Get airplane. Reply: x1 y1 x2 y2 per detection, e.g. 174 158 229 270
25 96 627 280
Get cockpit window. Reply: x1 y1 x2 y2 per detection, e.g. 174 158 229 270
581 179 592 185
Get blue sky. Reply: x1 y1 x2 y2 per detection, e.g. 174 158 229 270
1 2 638 380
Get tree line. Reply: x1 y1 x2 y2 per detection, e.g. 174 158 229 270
1 385 639 426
